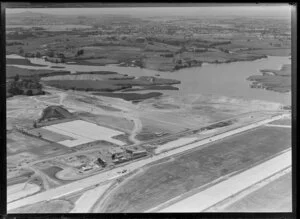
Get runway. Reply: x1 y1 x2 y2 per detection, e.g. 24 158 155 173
159 149 291 212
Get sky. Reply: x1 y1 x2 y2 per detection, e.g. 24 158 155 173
6 5 292 18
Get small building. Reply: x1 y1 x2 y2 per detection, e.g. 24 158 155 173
109 147 124 159
113 157 129 164
126 147 147 158
81 165 93 171
96 157 107 168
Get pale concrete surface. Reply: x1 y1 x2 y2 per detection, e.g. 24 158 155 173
159 149 291 212
70 183 112 213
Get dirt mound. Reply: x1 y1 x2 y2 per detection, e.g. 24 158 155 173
38 105 74 123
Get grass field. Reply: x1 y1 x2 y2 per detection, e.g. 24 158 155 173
82 58 119 65
260 64 291 77
93 92 163 101
78 46 142 61
43 75 180 92
43 80 130 92
248 74 291 93
7 152 38 167
41 166 64 180
6 66 56 78
136 116 187 141
269 118 291 126
222 172 292 212
250 48 291 56
7 58 47 67
99 126 291 212
28 143 72 157
7 169 35 186
7 132 49 155
123 85 179 92
41 73 133 81
7 130 71 157
9 199 74 213
248 63 291 93
143 56 176 71
216 38 290 52
73 96 121 112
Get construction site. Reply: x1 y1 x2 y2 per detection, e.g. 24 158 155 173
7 92 150 195
6 6 292 212
6 83 292 213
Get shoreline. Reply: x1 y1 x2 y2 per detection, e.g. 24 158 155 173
6 53 271 73
247 63 291 94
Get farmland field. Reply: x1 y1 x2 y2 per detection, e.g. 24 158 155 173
7 58 47 67
43 80 130 92
7 24 92 31
250 48 291 56
41 72 133 81
77 46 142 61
6 66 53 78
43 74 180 93
98 126 291 212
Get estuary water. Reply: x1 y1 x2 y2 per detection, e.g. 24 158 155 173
7 55 291 105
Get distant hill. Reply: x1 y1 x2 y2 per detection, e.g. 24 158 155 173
6 11 55 18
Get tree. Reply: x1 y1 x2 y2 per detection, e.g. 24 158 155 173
26 89 33 96
19 47 24 55
14 74 20 82
46 50 55 57
76 49 84 56
8 83 23 95
31 74 40 83
57 53 65 59
35 51 41 58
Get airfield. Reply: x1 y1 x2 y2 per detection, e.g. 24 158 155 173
7 86 291 213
